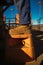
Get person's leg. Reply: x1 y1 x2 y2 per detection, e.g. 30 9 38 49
13 0 31 24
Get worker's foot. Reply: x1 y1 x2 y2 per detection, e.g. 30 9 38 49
9 25 31 35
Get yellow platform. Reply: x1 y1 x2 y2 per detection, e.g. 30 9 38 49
5 29 35 62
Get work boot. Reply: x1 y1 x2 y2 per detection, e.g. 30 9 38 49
9 25 31 35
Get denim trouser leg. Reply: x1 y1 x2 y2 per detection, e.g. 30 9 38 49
14 0 31 24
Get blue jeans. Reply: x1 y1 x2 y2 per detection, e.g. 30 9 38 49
14 0 31 24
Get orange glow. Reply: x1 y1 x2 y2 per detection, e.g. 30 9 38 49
21 34 35 59
16 14 20 24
